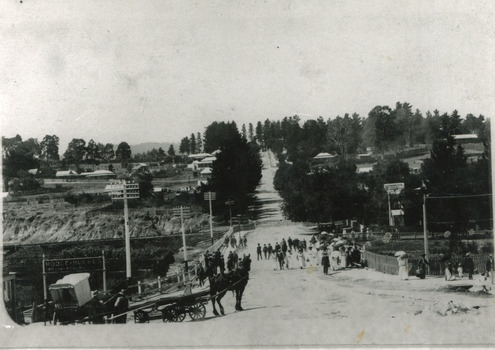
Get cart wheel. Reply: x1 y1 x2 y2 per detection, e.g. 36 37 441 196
162 305 185 322
174 305 186 322
189 303 206 320
162 306 175 322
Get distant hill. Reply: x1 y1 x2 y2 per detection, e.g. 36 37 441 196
130 142 177 155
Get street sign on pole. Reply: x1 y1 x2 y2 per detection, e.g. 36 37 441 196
384 183 404 227
204 192 216 244
105 180 140 284
174 206 191 280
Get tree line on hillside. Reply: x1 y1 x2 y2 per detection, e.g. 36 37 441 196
270 102 491 232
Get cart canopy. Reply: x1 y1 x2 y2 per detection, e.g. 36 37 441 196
49 273 92 307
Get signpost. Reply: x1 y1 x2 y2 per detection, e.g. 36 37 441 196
173 206 191 280
384 183 405 226
42 254 106 300
225 200 234 227
105 180 139 283
204 192 216 244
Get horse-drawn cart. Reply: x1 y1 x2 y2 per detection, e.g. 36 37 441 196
49 273 111 324
133 289 210 323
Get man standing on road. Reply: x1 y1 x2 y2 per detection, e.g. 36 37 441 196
113 289 129 324
486 254 494 284
463 252 475 280
263 244 268 259
257 243 263 260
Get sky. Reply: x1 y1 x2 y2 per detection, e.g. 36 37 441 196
1 0 494 153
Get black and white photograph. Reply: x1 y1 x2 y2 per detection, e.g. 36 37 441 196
1 0 494 347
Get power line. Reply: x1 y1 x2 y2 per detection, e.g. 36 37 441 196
427 193 492 200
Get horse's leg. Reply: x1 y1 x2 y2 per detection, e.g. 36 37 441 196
210 295 219 316
236 286 245 311
216 291 227 315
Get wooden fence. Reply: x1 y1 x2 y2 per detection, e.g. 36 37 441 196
364 251 491 277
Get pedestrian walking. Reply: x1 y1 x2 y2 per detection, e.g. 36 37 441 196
339 247 347 269
486 254 494 284
277 251 285 270
297 249 306 269
288 237 293 251
243 236 248 248
257 243 263 260
285 250 292 269
457 263 464 279
263 244 268 259
416 253 429 279
463 253 475 280
281 239 288 256
267 243 273 259
330 247 340 271
321 250 330 275
397 255 409 280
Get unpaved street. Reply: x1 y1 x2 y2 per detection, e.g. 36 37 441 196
3 151 495 347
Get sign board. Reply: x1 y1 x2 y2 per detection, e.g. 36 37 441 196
173 206 191 219
204 192 216 201
44 257 103 274
384 183 405 195
106 182 140 199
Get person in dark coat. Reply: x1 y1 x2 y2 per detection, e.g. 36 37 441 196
263 244 268 259
416 253 429 279
292 238 300 251
113 289 129 324
486 254 494 285
227 251 235 271
321 250 330 275
281 239 288 256
267 243 273 259
277 251 285 270
288 237 293 251
257 243 263 260
463 253 475 280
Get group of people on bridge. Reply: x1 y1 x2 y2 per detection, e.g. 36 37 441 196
256 234 364 274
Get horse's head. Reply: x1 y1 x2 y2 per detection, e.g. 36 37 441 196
240 254 251 272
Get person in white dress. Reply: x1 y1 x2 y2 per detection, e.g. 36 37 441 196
397 256 408 280
297 249 306 269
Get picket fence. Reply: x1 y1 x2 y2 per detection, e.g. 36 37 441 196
364 251 491 277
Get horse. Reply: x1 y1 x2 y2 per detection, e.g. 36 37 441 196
207 254 251 316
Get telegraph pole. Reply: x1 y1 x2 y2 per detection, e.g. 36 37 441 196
174 206 191 280
105 180 139 284
204 192 216 245
225 200 234 227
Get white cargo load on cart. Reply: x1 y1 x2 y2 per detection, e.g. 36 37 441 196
49 273 92 307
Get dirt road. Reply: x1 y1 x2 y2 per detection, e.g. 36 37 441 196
3 151 495 347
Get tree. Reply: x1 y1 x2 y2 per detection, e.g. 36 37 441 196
179 137 190 154
255 121 263 146
208 131 262 213
248 123 254 141
394 102 421 147
135 172 154 199
327 114 362 157
2 137 40 179
85 139 102 168
196 132 203 153
203 121 239 153
363 105 398 151
168 145 176 156
63 138 86 169
190 133 196 154
100 143 115 162
40 135 60 161
241 124 247 140
115 142 132 168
